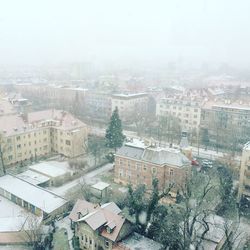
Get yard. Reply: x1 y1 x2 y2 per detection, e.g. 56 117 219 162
52 228 70 250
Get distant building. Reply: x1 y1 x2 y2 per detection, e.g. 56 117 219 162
156 98 201 132
84 91 112 119
238 142 250 201
0 109 88 166
111 93 148 121
69 199 133 250
114 141 191 195
200 101 250 149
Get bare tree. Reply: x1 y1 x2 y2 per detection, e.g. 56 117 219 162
178 172 220 249
0 133 6 175
21 215 43 250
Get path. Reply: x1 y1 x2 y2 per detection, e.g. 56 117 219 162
48 163 113 197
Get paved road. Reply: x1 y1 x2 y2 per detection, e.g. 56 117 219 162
48 163 113 197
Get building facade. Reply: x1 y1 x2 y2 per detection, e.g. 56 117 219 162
111 93 148 121
238 142 250 201
156 98 201 132
0 109 88 166
114 143 191 194
69 200 132 250
200 103 250 149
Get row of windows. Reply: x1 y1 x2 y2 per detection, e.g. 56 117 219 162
159 105 199 112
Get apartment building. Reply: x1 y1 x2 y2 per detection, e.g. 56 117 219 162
111 93 148 121
0 109 88 166
114 142 191 194
156 98 201 132
238 142 250 201
200 101 250 148
84 91 112 119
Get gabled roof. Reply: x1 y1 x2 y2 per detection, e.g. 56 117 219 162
101 202 121 215
71 199 126 242
69 199 97 222
79 210 107 230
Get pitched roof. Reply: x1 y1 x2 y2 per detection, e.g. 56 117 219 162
101 202 121 215
71 199 126 242
116 145 190 168
142 147 190 167
116 145 144 160
69 199 97 222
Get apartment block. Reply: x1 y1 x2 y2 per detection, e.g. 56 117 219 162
238 142 250 201
0 109 88 166
156 98 201 132
111 93 148 121
114 142 191 195
200 102 250 148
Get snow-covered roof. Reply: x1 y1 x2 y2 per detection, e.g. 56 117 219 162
0 175 68 214
116 145 190 168
16 170 50 185
91 182 110 191
29 162 68 178
244 141 250 150
118 232 163 250
101 202 121 215
112 93 147 99
116 145 144 160
142 147 190 167
125 139 147 149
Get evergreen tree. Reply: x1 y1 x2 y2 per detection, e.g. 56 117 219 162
105 107 125 151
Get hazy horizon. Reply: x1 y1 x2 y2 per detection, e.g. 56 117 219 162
0 0 250 69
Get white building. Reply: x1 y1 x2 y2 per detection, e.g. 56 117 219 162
156 98 201 132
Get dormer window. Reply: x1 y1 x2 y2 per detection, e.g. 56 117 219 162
106 221 116 234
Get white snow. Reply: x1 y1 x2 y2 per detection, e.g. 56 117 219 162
91 182 110 191
0 175 68 214
29 162 68 178
0 197 41 233
16 170 50 185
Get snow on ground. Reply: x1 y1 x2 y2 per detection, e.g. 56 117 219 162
0 197 36 232
55 216 73 250
48 163 113 197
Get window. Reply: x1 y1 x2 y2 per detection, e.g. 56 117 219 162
170 169 174 176
17 144 21 149
8 155 13 161
16 136 20 141
144 165 147 171
105 240 109 248
152 167 157 174
66 140 71 145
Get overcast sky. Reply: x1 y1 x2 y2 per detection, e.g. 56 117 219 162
0 0 250 68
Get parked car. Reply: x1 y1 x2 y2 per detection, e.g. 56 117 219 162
191 159 199 166
202 159 213 168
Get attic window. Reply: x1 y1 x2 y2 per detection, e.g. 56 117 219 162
106 221 116 234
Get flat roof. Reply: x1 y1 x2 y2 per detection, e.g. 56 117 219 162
91 182 110 191
0 175 68 214
112 93 147 99
16 170 50 186
29 162 68 178
119 233 163 250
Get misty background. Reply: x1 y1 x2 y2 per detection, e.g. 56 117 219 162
0 0 250 69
